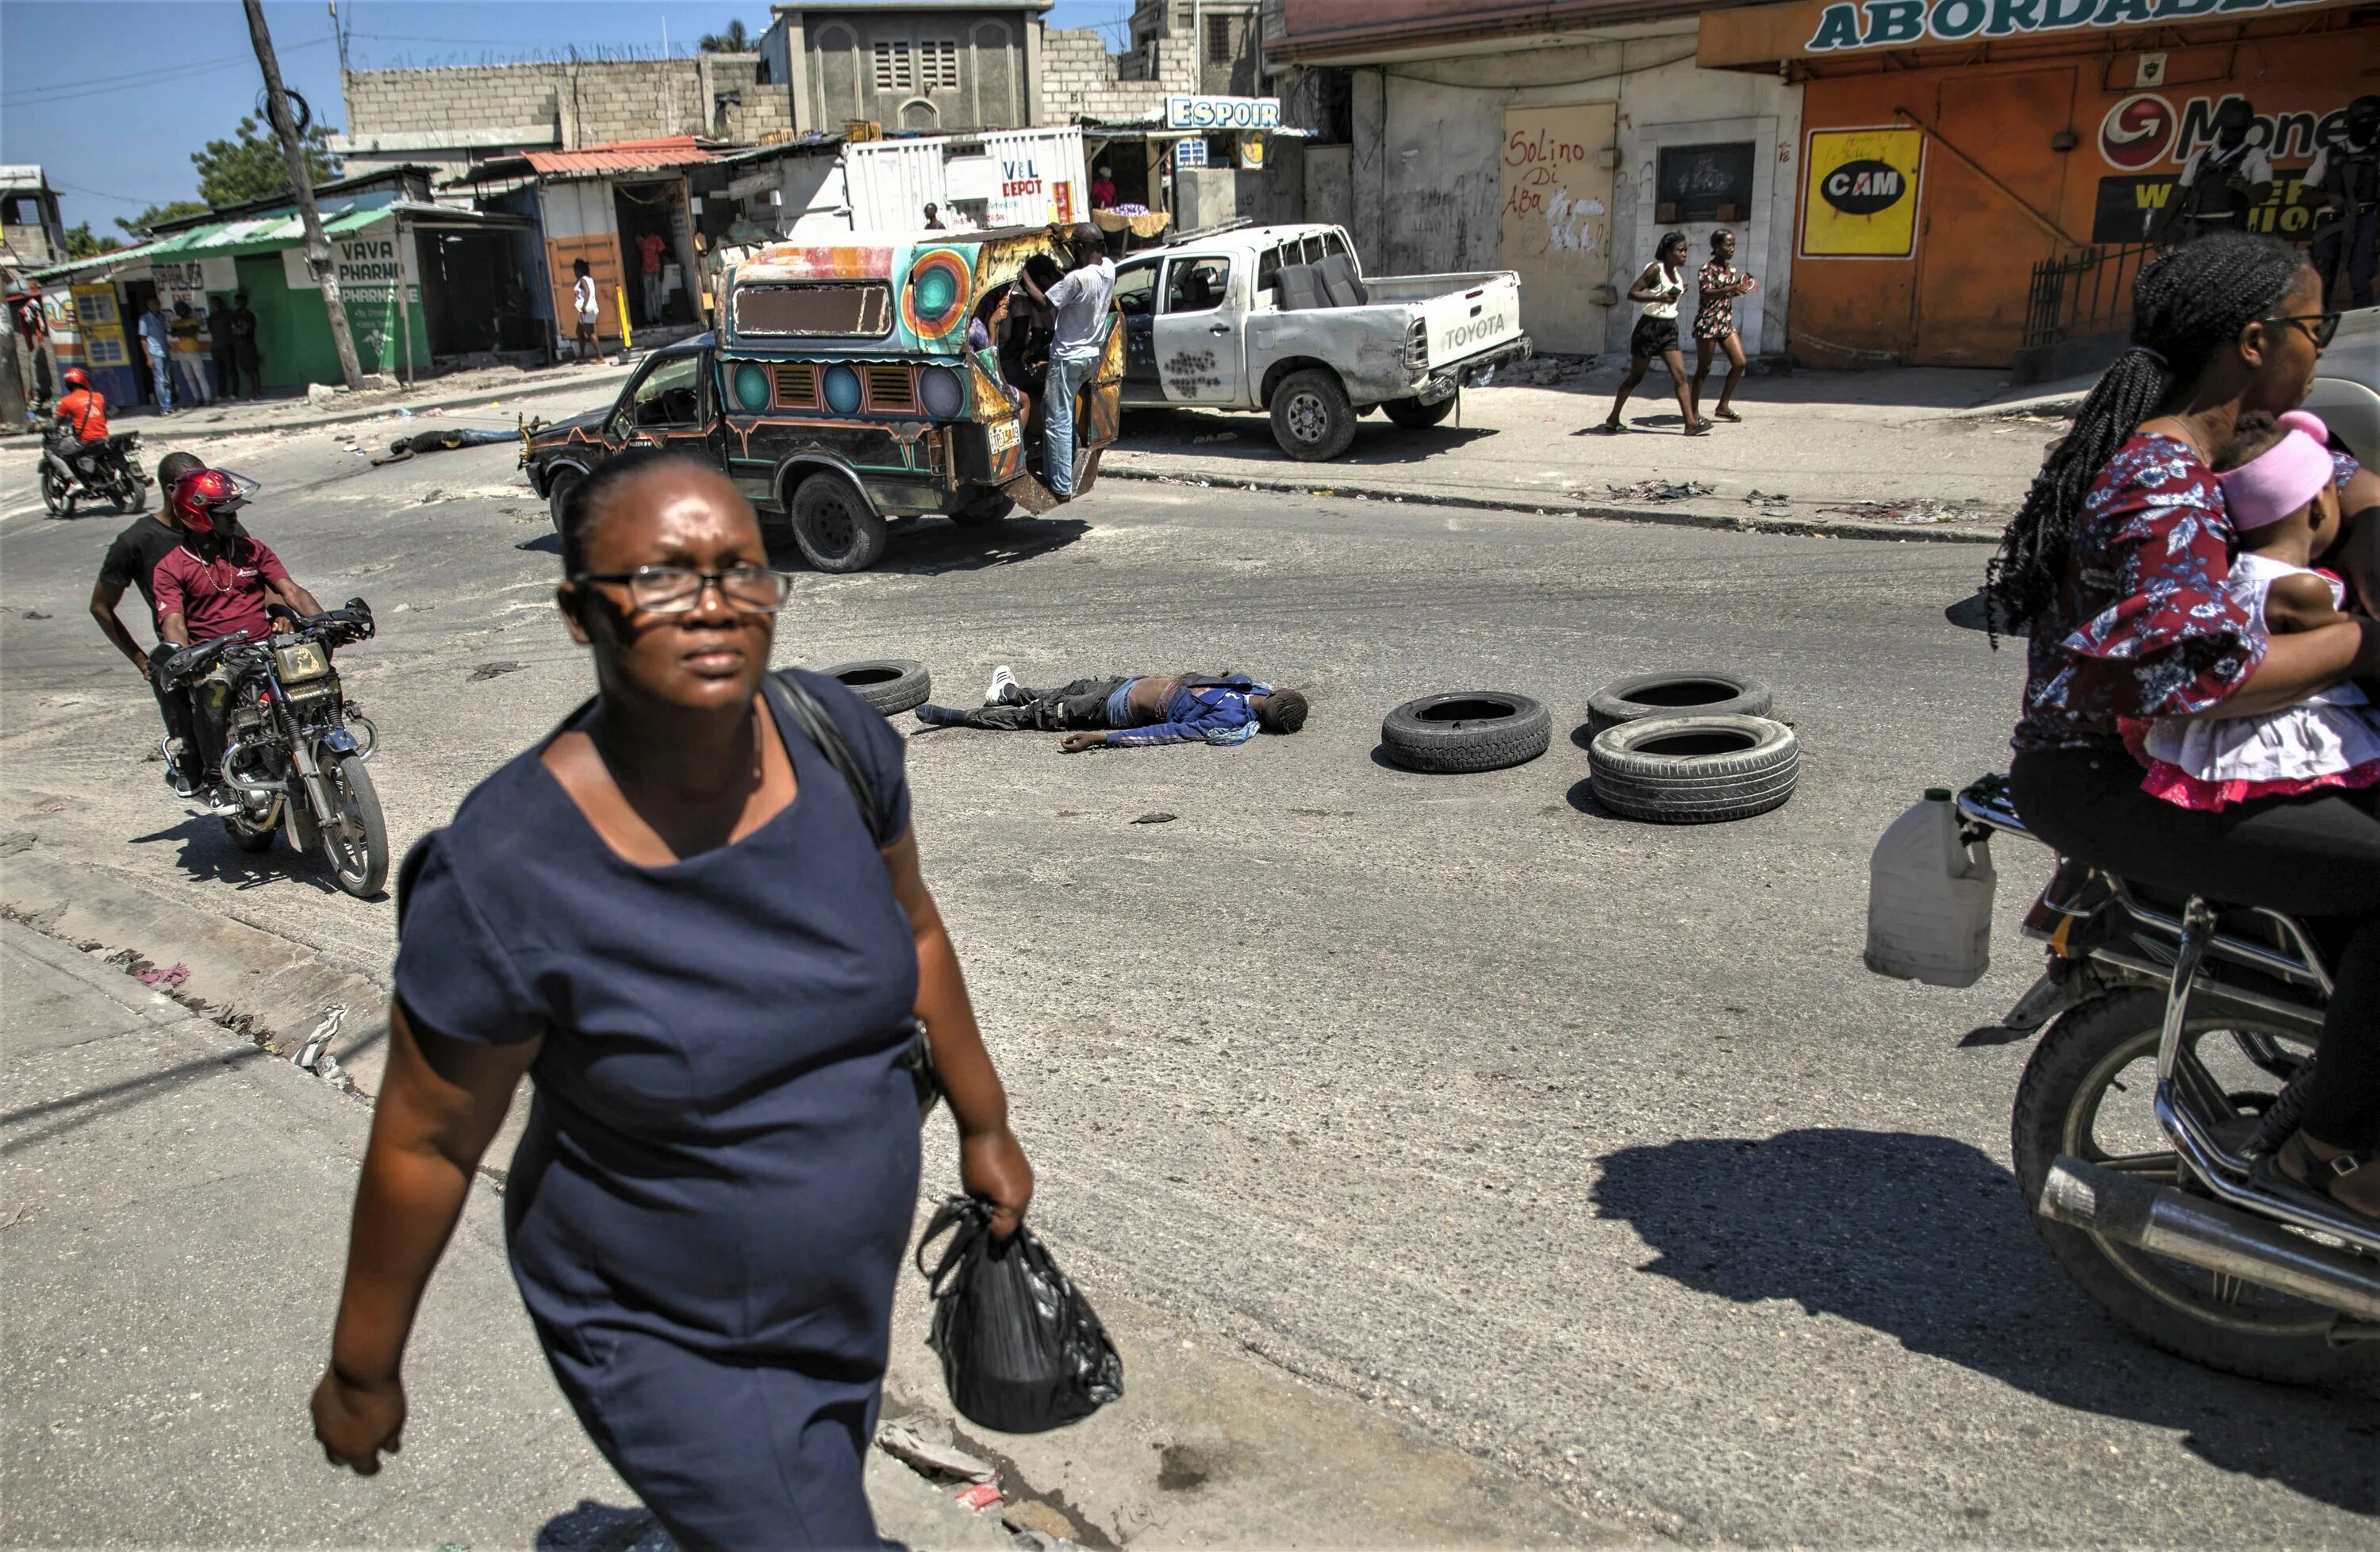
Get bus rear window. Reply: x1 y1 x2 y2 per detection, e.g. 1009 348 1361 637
732 282 893 338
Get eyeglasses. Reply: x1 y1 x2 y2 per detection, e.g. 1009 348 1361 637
571 565 790 614
2262 312 2340 348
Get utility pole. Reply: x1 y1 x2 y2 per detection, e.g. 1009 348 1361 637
0 326 26 431
245 0 363 389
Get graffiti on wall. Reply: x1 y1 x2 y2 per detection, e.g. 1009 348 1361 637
1497 102 1617 355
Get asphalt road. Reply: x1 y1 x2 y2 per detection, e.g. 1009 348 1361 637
1 403 2374 1546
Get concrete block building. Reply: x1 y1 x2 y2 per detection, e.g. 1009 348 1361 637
758 2 1048 134
333 55 790 182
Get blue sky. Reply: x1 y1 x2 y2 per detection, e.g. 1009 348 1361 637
2 0 1130 237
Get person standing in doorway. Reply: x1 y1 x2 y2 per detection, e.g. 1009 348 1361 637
636 230 667 324
2309 96 2380 309
922 202 947 232
1021 226 1115 500
1689 230 1755 428
1090 166 1116 209
230 292 262 399
168 301 214 408
2153 99 2273 246
1596 232 1701 436
209 298 239 402
136 298 175 415
572 259 600 363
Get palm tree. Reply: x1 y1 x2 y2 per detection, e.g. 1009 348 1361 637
698 18 751 53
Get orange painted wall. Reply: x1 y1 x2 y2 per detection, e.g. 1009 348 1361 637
1789 30 2370 368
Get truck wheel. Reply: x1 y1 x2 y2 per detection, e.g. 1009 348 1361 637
1380 692 1550 774
1271 369 1357 461
1383 396 1455 429
950 491 1015 528
823 659 931 716
1587 714 1798 824
789 472 889 573
545 467 583 533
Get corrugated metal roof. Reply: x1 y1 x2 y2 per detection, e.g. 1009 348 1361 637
143 206 393 258
524 136 718 176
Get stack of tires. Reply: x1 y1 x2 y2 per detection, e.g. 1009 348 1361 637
1376 670 1796 824
1582 671 1796 824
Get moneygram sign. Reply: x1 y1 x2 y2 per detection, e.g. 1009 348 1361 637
1806 0 2319 53
2098 90 2354 169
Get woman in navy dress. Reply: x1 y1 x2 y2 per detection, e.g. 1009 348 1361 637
309 451 1035 1547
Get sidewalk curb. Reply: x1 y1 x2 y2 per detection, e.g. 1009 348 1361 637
1097 463 2009 545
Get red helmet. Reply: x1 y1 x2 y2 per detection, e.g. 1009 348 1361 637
171 468 248 533
62 367 87 390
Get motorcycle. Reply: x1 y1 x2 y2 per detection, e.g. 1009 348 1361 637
39 421 149 517
159 600 388 899
1953 774 2378 1385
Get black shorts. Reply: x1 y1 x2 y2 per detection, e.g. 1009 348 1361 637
1630 315 1680 359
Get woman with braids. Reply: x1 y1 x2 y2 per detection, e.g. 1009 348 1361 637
1994 232 2380 1220
1596 232 1704 435
309 449 1034 1545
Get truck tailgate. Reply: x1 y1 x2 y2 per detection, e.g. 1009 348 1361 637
1418 272 1522 371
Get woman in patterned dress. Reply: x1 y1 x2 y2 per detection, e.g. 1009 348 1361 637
1689 229 1754 428
1994 233 2380 1220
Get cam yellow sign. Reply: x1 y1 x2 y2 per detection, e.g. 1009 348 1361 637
1799 126 1923 259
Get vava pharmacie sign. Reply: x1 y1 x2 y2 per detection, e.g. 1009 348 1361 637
1806 0 2325 53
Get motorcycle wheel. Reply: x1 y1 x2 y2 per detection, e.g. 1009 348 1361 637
223 811 277 853
2012 989 2378 1385
317 754 390 898
115 471 147 514
40 466 74 517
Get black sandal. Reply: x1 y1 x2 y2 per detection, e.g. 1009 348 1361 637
2257 1134 2380 1218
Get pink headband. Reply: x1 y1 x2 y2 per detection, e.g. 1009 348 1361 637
2219 411 2332 532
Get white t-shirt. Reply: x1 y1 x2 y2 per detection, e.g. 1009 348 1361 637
1046 259 1117 363
2177 142 2274 192
1637 262 1684 321
574 275 598 323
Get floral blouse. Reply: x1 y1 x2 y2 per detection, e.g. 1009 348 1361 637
2015 434 2367 752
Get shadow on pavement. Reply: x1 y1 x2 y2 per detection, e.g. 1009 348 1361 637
1591 1128 2379 1515
128 813 338 896
1121 407 1499 467
0 1043 269 1154
1944 587 2028 637
872 516 1089 576
536 1499 670 1551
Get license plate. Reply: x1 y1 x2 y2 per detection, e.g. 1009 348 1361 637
990 418 1020 454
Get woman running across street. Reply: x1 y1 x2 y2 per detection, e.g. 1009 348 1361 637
1598 232 1702 436
310 449 1035 1545
1690 229 1755 427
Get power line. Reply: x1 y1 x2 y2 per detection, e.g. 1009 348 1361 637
0 38 331 108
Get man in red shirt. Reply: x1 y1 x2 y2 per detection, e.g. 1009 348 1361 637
153 469 327 802
56 365 107 440
637 230 667 322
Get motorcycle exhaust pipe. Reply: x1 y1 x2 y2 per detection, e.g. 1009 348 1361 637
2040 1154 2380 1323
218 734 282 801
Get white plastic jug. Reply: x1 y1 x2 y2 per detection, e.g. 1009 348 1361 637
1865 787 1996 988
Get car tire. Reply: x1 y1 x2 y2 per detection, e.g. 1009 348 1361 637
1586 670 1775 737
1587 714 1798 824
1380 691 1551 774
1382 396 1455 429
950 491 1015 528
545 466 584 534
822 659 931 716
1270 368 1357 462
789 471 890 573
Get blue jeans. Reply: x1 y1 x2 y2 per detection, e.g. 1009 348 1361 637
145 344 174 409
1044 352 1096 497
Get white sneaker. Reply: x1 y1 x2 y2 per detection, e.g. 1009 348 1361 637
985 665 1019 705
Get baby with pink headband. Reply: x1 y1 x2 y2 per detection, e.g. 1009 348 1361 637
2134 410 2380 810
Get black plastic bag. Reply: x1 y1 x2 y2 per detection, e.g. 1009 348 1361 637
916 1196 1123 1434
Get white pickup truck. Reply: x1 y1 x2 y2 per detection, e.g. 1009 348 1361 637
1113 222 1530 460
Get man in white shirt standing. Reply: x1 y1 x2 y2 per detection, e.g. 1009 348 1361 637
572 258 600 363
1023 225 1114 501
2155 99 2274 245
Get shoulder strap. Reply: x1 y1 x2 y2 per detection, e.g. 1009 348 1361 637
764 668 893 850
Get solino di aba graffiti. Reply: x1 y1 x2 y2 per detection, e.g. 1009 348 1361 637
1806 0 2317 52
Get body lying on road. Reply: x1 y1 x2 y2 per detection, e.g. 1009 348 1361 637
917 667 1308 751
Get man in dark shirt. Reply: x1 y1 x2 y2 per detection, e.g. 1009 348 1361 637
916 667 1307 750
91 451 206 791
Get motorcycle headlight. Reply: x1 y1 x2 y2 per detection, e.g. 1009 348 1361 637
274 640 331 684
